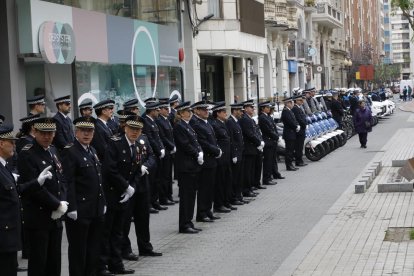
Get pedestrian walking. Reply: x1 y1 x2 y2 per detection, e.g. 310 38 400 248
353 100 372 148
403 86 408 102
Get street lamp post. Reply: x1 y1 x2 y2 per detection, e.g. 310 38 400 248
341 57 352 88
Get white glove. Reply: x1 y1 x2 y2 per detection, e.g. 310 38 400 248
160 149 165 159
67 211 77 221
197 152 204 165
103 206 107 215
51 201 69 220
119 185 135 203
260 141 265 148
141 165 149 176
170 147 176 154
12 173 19 182
232 157 237 164
296 125 300 132
216 149 222 159
37 165 53 186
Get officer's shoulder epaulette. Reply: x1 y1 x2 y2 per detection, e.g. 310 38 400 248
111 136 122 141
64 143 74 149
21 144 33 151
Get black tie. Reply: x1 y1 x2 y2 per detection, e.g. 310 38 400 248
130 145 136 161
87 147 96 161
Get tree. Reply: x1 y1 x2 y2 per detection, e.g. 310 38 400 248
391 0 414 31
374 63 401 86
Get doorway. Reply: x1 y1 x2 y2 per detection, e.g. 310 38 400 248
200 56 224 102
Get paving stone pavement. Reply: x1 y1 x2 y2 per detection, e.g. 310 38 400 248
18 104 411 276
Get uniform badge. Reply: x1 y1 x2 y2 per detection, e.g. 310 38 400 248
122 150 126 154
42 161 46 165
84 157 87 161
139 139 145 145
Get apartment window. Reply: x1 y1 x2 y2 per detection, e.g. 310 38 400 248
384 17 389 24
208 0 222 18
402 63 410 69
384 30 390 37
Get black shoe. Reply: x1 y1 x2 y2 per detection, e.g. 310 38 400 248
241 199 251 204
193 227 203 231
286 166 298 171
140 250 162 257
214 206 231 213
224 204 237 210
243 192 257 197
168 197 179 203
99 269 116 276
109 268 135 275
362 145 367 148
251 186 258 191
295 163 308 167
17 267 28 272
207 213 221 220
179 227 199 234
256 185 267 189
153 204 168 211
231 200 244 206
274 175 285 179
149 207 159 214
122 252 139 261
196 217 214 222
159 200 175 206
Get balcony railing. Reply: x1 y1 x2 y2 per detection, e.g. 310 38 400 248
265 0 288 29
312 2 343 29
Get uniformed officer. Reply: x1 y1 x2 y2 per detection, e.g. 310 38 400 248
156 98 176 205
211 102 235 213
331 91 344 128
269 104 285 181
16 114 40 154
91 99 115 161
120 115 162 261
168 94 180 126
27 95 46 116
78 100 93 118
17 118 68 276
123 98 140 115
258 101 279 185
141 97 157 117
292 95 308 167
302 90 313 115
226 103 245 205
61 117 106 276
53 95 75 150
190 100 222 222
142 101 167 212
281 98 300 171
0 124 51 276
239 100 263 197
116 110 136 134
99 117 141 275
173 101 203 233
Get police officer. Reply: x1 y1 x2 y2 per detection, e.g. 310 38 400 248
310 88 321 112
53 95 75 150
123 99 140 114
0 124 51 276
17 118 68 276
16 114 40 154
258 101 279 185
61 117 106 276
168 94 180 126
156 98 176 205
292 95 308 167
27 95 46 116
226 103 245 205
239 100 263 197
331 91 344 128
78 101 93 118
91 99 115 161
173 101 203 233
211 102 234 213
99 118 141 275
142 101 167 212
281 98 300 171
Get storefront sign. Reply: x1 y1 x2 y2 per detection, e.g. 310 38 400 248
39 21 76 64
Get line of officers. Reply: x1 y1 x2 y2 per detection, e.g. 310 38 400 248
0 91 310 276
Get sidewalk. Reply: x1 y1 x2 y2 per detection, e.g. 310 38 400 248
275 126 414 276
399 101 414 113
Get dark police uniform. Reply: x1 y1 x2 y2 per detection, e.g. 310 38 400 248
190 113 221 221
331 96 344 128
292 100 307 166
253 121 264 189
53 112 74 150
17 141 67 276
173 113 202 232
16 135 34 154
100 134 141 274
107 116 120 137
62 137 106 276
91 118 113 161
226 112 244 203
281 101 299 170
258 108 279 185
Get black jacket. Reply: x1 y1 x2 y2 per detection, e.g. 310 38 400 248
156 115 175 152
291 105 307 137
225 116 244 161
281 107 299 140
91 118 113 161
211 118 231 165
136 134 156 193
17 142 67 229
190 116 220 169
258 113 279 147
173 119 202 174
61 140 105 218
239 113 261 155
168 108 177 127
16 135 34 154
331 99 344 123
53 112 75 150
143 115 165 157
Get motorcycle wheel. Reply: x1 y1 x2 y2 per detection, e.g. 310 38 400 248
305 144 325 161
340 133 347 146
322 141 331 155
332 136 340 149
343 122 353 140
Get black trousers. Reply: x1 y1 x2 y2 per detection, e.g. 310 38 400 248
178 173 198 230
158 154 173 203
99 206 126 272
294 134 305 164
241 155 256 193
214 162 232 208
121 190 153 255
149 160 160 206
196 167 216 219
0 251 17 276
66 216 104 276
285 139 296 168
25 226 62 276
231 160 242 201
358 132 368 146
263 145 276 183
272 147 281 178
254 152 263 187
